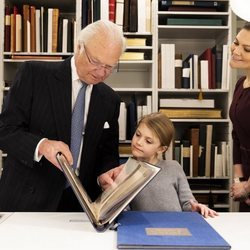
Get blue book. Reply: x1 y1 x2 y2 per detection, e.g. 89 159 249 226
117 211 231 249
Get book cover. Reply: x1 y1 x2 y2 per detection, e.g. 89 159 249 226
109 0 116 23
4 5 11 52
159 1 221 10
159 108 222 119
167 18 222 26
167 6 217 11
199 48 215 89
129 0 138 32
117 211 231 249
123 0 130 32
159 98 215 108
182 140 190 176
198 124 206 177
126 38 146 47
175 53 182 89
120 52 144 60
189 127 200 177
56 154 160 232
205 124 213 177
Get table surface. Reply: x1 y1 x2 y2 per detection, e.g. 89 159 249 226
0 212 248 249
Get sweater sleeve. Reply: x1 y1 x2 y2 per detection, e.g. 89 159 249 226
175 163 197 211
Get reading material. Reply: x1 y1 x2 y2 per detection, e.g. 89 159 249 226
117 211 231 249
56 153 160 232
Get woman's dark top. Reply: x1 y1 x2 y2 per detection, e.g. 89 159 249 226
229 76 250 179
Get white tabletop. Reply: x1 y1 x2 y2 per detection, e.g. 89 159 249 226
0 212 248 249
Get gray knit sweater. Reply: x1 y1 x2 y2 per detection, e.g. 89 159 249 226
130 160 196 211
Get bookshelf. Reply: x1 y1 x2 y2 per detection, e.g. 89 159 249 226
153 0 233 212
0 0 234 211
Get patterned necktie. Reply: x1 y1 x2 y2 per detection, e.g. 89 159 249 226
70 83 87 170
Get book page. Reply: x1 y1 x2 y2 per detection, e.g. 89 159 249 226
93 158 160 222
57 154 160 229
56 154 98 223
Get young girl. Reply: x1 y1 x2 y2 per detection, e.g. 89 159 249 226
129 112 218 218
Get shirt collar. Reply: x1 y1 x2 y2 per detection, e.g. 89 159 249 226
71 56 80 82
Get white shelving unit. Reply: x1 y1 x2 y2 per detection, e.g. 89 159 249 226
0 0 235 210
152 0 233 211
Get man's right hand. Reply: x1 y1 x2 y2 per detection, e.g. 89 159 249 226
38 139 73 170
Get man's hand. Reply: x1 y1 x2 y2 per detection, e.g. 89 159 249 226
98 165 124 191
38 139 73 170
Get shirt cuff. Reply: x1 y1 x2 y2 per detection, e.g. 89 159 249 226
34 138 47 162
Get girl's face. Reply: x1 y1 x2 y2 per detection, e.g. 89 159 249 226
131 122 166 164
230 28 250 70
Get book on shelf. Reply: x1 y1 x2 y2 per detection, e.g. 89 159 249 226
159 1 222 9
125 38 146 47
182 54 191 88
123 0 129 32
175 53 182 89
15 14 22 52
119 52 144 61
189 127 200 177
119 143 132 155
221 45 229 89
109 0 116 23
129 0 138 32
161 43 175 89
199 48 215 89
118 102 127 141
166 18 222 26
56 153 161 232
30 5 36 52
182 140 191 176
117 211 230 249
159 98 215 108
167 6 218 11
198 124 206 177
115 0 124 31
205 124 213 177
159 108 222 119
4 5 11 52
199 60 209 89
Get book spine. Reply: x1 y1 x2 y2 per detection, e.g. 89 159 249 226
109 0 116 23
4 5 11 52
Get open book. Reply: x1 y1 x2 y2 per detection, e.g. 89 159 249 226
56 153 161 232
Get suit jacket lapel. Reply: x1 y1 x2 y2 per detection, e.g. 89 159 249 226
84 85 108 150
47 58 72 145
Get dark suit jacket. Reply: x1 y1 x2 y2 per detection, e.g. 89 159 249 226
0 57 121 211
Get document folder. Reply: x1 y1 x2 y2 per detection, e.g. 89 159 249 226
117 211 231 249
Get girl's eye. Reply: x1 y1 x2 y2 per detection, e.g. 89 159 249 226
244 47 250 52
233 41 239 46
146 140 152 144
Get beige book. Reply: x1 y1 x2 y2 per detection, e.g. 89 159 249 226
159 108 222 119
119 52 144 61
126 38 146 47
56 153 160 232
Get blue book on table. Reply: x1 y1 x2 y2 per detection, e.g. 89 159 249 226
117 211 231 249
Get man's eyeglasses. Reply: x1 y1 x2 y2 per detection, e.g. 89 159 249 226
83 43 118 72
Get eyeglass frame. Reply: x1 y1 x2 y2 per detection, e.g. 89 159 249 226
82 43 119 72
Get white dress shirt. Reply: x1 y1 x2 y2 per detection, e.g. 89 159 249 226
34 57 93 174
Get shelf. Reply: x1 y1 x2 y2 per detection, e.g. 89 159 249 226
158 26 229 39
